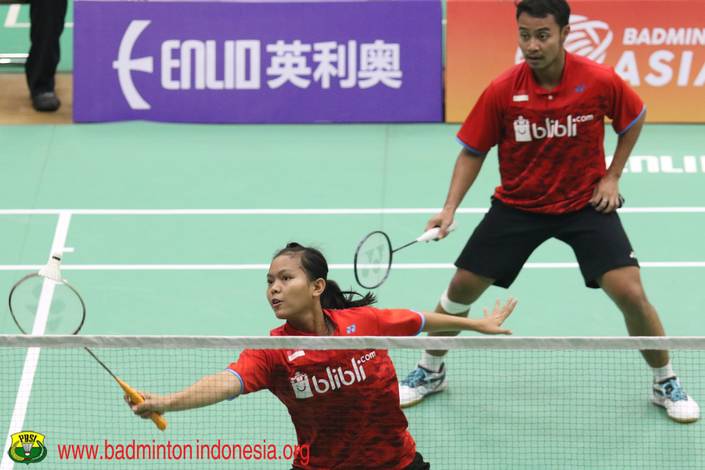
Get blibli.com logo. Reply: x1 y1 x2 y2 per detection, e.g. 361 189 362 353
289 352 376 399
513 114 594 142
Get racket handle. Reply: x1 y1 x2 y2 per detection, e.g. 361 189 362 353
417 221 458 242
116 377 168 431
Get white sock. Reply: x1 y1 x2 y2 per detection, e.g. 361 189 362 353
652 361 675 383
419 352 444 373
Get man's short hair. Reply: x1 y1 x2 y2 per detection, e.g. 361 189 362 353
516 0 571 29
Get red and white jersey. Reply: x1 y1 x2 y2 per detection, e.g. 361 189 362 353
457 52 645 214
227 307 425 470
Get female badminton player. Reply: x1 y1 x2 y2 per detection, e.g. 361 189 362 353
127 242 516 469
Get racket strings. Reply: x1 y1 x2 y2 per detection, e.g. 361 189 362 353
8 274 86 335
9 275 119 380
7 270 167 430
354 231 393 289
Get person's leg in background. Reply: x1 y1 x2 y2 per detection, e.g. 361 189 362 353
399 200 549 407
26 0 68 111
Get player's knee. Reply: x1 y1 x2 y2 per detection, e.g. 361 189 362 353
446 270 491 302
612 284 650 312
439 287 472 315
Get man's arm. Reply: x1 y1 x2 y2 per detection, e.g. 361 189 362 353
430 148 487 237
609 109 646 179
590 109 646 213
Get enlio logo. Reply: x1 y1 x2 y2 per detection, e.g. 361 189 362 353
7 431 48 464
113 20 154 110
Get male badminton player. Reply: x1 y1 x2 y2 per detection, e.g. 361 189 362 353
127 243 515 469
398 0 699 424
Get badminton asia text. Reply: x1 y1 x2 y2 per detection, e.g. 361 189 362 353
56 439 309 464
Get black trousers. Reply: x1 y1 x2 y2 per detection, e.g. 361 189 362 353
25 0 68 96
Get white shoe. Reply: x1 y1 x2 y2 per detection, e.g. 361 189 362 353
652 377 700 423
398 363 448 408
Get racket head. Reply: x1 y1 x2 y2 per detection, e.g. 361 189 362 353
354 230 393 289
8 272 86 335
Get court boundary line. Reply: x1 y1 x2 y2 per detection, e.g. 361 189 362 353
0 262 704 271
0 207 704 216
2 334 705 350
1 207 702 271
0 212 71 470
2 4 73 28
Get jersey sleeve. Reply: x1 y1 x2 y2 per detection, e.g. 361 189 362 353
456 82 503 156
372 308 426 336
227 349 274 396
608 69 646 135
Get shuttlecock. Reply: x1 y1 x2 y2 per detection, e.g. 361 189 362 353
38 253 63 282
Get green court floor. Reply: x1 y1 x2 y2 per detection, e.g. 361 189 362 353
1 122 704 468
0 3 73 71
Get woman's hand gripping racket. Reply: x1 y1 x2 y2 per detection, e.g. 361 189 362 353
354 222 457 289
8 253 167 431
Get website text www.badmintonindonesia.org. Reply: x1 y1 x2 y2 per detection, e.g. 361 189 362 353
56 439 310 465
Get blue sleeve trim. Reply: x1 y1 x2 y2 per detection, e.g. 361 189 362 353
617 106 646 135
455 137 487 157
412 310 426 336
224 368 245 400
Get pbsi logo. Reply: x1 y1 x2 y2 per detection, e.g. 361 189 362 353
513 114 594 142
289 352 376 399
7 431 48 464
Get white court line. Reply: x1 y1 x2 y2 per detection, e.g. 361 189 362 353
1 212 72 470
3 4 22 27
0 262 704 272
3 5 72 28
0 207 704 215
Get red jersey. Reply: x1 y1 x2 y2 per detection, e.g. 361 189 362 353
227 307 425 469
457 52 645 214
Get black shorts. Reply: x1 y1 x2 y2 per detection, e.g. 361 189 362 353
455 199 639 289
404 452 430 469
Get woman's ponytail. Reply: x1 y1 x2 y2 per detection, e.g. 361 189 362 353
320 279 376 309
273 242 376 309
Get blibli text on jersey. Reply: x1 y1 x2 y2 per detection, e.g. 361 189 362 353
289 352 377 399
513 114 594 142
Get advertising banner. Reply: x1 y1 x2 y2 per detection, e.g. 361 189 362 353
74 0 442 123
446 0 705 123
